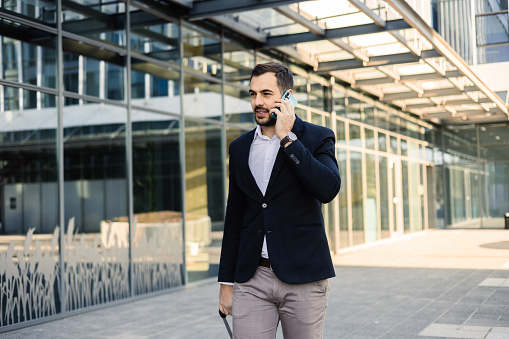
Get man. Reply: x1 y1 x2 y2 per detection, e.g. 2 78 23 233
218 62 341 338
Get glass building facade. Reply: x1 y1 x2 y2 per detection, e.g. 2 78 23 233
432 0 509 64
0 0 507 331
430 0 509 229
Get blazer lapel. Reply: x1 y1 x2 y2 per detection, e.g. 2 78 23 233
265 116 304 196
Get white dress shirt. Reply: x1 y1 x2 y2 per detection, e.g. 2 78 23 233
248 126 280 259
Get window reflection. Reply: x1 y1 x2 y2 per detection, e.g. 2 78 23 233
62 0 126 47
63 101 130 309
185 121 224 282
349 123 361 148
336 119 346 144
365 154 378 243
337 149 349 248
309 78 325 111
379 156 390 239
351 151 364 245
132 110 184 295
333 89 346 118
225 85 255 127
183 26 222 79
224 44 255 87
365 127 375 150
131 21 180 66
293 73 308 106
184 74 222 120
0 89 59 324
402 160 410 233
1 0 56 24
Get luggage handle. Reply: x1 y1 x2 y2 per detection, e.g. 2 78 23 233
219 310 233 338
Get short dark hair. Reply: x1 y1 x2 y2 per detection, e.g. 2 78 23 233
250 62 293 95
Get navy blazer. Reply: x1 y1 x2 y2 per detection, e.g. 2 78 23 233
218 116 341 284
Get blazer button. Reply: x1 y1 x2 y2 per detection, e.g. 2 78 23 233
262 203 267 208
257 230 263 235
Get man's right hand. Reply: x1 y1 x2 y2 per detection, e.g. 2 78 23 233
219 284 233 316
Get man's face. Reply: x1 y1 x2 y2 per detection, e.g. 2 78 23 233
249 72 282 127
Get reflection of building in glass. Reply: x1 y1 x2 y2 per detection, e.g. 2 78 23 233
0 0 508 332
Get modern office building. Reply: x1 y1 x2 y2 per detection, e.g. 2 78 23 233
0 0 508 331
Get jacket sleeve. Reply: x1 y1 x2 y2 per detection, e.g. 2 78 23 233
282 128 341 203
217 145 246 283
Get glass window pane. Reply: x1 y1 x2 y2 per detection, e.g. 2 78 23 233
333 89 346 118
224 44 255 87
1 0 56 24
2 35 57 89
185 121 224 282
63 101 130 310
131 20 180 67
312 112 324 126
379 156 390 239
365 154 378 242
309 78 325 111
336 119 346 144
365 127 375 150
225 85 255 128
131 58 180 108
132 110 184 294
364 103 375 126
390 136 398 154
378 132 387 152
296 107 308 122
183 27 222 79
402 160 410 233
476 14 509 46
410 162 421 232
351 151 364 245
401 139 408 156
293 74 308 107
85 58 101 97
349 123 361 148
347 96 362 121
62 0 126 47
183 73 222 120
106 62 125 101
375 108 389 130
0 89 60 324
337 149 349 248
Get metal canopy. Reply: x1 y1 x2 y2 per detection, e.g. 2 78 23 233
3 0 505 125
175 0 509 125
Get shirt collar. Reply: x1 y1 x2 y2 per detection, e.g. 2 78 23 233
253 125 279 141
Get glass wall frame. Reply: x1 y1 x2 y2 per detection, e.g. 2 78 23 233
334 101 430 250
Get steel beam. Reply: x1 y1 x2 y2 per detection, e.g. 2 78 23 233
354 70 462 87
317 49 440 72
347 0 385 27
189 0 305 20
208 15 267 43
384 0 508 117
274 6 325 36
382 87 462 101
264 19 410 47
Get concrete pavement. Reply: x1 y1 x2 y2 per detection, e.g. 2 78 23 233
3 229 509 338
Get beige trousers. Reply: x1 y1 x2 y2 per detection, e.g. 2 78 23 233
232 266 330 339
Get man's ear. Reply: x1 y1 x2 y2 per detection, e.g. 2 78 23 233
289 89 294 95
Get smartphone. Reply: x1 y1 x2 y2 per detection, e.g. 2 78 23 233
272 90 298 120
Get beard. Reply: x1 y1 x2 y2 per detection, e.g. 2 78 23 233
254 106 276 127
